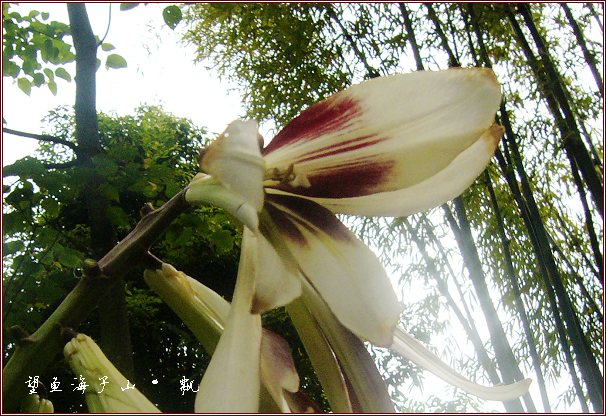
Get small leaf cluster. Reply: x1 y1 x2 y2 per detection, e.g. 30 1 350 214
2 4 74 95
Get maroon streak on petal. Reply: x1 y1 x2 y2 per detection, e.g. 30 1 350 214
266 194 351 242
269 159 395 198
295 135 382 164
264 202 306 245
262 94 362 155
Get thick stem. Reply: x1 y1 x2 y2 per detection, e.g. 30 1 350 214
400 218 503 387
2 189 190 412
67 3 134 377
483 171 552 412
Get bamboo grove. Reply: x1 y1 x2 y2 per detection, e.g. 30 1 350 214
181 3 603 412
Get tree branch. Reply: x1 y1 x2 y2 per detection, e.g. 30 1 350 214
43 160 79 170
2 189 190 412
3 127 78 151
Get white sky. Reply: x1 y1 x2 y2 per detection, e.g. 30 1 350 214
3 3 247 166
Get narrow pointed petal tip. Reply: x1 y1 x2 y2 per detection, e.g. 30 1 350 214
392 328 532 402
487 123 505 147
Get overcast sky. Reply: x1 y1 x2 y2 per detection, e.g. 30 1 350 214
3 3 246 166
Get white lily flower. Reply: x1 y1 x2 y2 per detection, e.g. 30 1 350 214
144 259 303 413
186 68 531 411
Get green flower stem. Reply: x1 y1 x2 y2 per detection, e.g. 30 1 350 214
3 189 190 412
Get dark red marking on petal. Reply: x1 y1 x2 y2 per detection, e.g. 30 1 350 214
269 159 395 198
266 193 352 242
262 93 362 156
264 202 306 246
295 135 382 164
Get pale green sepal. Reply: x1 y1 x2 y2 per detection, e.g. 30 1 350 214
145 261 302 412
186 173 259 231
392 328 532 401
20 393 54 413
299 282 396 412
286 298 353 413
144 263 224 353
63 334 160 413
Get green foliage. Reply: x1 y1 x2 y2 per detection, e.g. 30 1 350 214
3 3 130 95
162 5 182 30
2 105 241 412
105 53 127 69
3 3 74 95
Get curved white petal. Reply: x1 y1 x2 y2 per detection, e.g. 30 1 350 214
392 327 532 402
280 124 503 217
252 229 302 313
262 68 501 214
265 194 402 347
195 228 262 412
260 329 300 412
187 173 259 231
202 120 265 212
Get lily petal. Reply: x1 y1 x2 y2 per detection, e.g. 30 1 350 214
195 228 262 412
145 262 303 413
265 193 402 347
263 68 501 215
202 120 265 212
251 229 302 314
187 173 260 231
295 124 504 217
260 329 300 412
391 327 532 402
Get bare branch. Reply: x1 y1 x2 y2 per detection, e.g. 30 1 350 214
3 127 78 151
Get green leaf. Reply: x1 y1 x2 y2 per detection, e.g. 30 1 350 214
3 240 24 256
55 67 71 82
99 183 120 202
162 5 182 30
43 68 54 80
41 12 49 20
47 80 57 95
4 60 20 77
106 206 131 228
41 197 60 217
54 244 82 268
212 229 233 252
17 77 31 95
105 53 127 69
32 72 45 87
120 3 140 11
101 42 115 51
